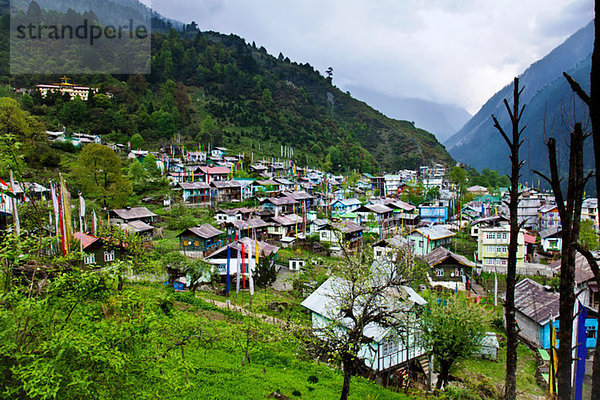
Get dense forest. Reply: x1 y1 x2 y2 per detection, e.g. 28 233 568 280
0 2 453 174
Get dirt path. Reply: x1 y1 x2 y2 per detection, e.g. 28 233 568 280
203 297 292 328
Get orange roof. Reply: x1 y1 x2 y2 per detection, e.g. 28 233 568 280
73 231 100 250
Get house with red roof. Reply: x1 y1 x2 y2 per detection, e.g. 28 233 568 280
73 231 125 266
199 166 231 183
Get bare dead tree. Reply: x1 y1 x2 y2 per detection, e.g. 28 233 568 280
533 123 592 400
492 77 526 400
562 2 600 396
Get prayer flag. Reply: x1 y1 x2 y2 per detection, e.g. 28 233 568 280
226 245 231 295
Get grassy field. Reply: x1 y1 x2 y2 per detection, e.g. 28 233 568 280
138 285 412 400
451 303 545 399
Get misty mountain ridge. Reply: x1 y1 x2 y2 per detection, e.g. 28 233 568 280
3 0 454 172
12 0 184 31
445 20 594 183
345 85 472 143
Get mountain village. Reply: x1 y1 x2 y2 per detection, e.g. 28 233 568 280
1 108 597 397
1 1 598 397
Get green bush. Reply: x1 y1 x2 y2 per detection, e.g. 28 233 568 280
442 385 481 400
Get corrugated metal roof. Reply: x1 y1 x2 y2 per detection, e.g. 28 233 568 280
178 224 224 239
301 276 426 342
374 235 410 248
282 190 314 201
179 182 210 190
334 220 363 234
424 246 475 268
211 180 241 188
540 226 561 239
358 204 394 214
230 218 269 230
111 207 157 220
265 197 298 206
554 252 597 285
411 226 456 241
514 278 559 325
334 198 362 207
124 220 155 233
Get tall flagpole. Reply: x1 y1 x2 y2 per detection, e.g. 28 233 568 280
226 245 231 308
9 171 20 237
78 193 84 254
236 247 241 297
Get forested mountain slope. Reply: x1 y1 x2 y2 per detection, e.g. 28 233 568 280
3 1 453 173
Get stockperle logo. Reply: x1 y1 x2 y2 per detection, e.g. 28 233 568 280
10 0 152 74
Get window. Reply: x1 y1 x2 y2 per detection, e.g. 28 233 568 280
586 327 597 339
381 340 397 357
436 268 444 277
83 253 96 265
194 241 200 247
104 250 115 262
183 240 190 246
419 240 423 248
501 233 508 240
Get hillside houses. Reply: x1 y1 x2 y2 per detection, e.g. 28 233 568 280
178 224 225 258
477 226 526 269
205 238 279 276
423 247 476 292
179 182 211 205
407 225 456 256
301 275 428 376
110 206 157 237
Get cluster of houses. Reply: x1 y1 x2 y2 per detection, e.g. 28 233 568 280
3 134 599 385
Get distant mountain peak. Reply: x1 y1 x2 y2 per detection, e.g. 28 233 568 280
444 20 593 182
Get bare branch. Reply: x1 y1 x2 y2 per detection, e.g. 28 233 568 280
563 72 591 106
492 115 512 148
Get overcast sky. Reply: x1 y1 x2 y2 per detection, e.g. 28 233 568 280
146 0 594 114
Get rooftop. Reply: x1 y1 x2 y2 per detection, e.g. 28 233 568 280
178 224 224 239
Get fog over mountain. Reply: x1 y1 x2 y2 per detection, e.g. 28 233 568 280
445 20 594 183
345 85 472 144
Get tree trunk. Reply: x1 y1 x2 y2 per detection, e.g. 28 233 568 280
436 360 450 390
535 125 587 400
557 240 576 400
563 1 600 394
504 152 519 400
492 77 524 400
558 125 586 400
340 363 352 400
590 2 600 396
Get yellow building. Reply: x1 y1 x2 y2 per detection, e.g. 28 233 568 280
477 226 525 268
36 77 98 101
581 198 598 229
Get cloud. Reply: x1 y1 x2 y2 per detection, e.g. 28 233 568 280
149 0 593 114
